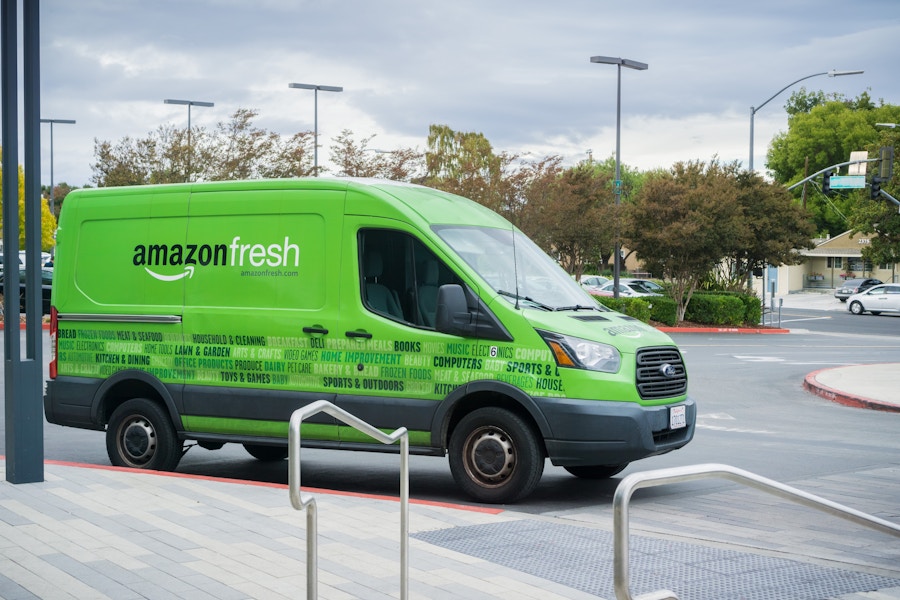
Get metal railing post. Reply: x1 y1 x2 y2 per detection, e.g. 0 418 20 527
289 400 409 600
613 463 900 600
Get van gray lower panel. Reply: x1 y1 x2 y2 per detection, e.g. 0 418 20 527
535 395 696 466
44 378 104 431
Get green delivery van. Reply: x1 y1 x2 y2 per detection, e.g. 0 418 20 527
44 178 695 503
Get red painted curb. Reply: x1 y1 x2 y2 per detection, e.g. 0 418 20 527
802 369 900 413
31 458 504 515
657 326 790 334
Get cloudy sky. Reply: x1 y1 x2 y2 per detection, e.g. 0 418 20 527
28 0 900 188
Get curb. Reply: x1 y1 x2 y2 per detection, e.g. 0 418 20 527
803 369 900 413
657 326 790 334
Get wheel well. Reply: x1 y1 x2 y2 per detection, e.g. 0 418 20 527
445 391 547 457
98 379 166 425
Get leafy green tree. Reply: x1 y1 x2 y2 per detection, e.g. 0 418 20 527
528 164 611 280
767 92 900 236
423 124 506 209
625 160 744 321
582 155 645 271
719 171 816 290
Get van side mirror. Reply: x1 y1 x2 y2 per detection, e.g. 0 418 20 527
435 284 476 336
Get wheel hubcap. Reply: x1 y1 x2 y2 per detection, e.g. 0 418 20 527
120 417 156 464
466 427 515 485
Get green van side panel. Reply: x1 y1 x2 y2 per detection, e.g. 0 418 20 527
47 178 694 468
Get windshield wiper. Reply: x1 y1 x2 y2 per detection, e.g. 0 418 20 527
553 304 599 312
497 290 554 311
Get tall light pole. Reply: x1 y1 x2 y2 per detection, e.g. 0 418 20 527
39 118 75 218
749 69 863 172
590 56 648 299
163 98 214 181
288 83 343 176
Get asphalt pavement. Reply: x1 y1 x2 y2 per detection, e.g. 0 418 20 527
1 291 898 599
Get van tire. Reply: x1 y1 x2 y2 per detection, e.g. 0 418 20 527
243 444 289 461
449 407 544 504
564 464 627 479
106 398 182 471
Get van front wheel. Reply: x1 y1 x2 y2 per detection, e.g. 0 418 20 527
449 407 544 504
106 398 182 471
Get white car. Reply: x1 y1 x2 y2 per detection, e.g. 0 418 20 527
847 284 900 315
595 281 661 297
620 278 664 294
580 275 609 293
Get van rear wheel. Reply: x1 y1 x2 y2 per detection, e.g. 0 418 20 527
106 398 182 471
564 464 627 479
449 407 544 504
243 444 289 461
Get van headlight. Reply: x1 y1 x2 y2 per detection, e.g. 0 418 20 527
538 330 621 373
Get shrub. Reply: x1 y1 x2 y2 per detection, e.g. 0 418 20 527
593 295 653 322
685 293 745 325
648 296 678 326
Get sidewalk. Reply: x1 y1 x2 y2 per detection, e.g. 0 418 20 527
2 291 898 599
2 458 899 600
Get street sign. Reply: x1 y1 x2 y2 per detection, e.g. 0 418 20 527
830 175 866 189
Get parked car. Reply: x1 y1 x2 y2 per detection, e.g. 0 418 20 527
0 267 53 314
621 278 664 294
580 275 609 293
847 284 900 315
834 278 882 302
595 281 661 297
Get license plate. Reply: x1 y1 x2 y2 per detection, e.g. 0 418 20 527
669 405 686 429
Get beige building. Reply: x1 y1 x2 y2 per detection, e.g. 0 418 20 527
754 231 899 298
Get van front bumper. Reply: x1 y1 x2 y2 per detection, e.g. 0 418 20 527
533 395 696 467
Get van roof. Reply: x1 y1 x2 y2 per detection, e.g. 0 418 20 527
66 178 512 230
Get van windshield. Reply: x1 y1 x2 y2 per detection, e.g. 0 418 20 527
434 225 600 311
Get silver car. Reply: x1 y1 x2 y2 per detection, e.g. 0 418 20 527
847 284 900 315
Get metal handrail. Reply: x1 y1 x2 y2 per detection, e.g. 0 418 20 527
289 400 409 600
613 463 900 600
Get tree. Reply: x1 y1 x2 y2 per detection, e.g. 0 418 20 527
92 109 317 186
767 92 900 237
0 156 57 251
717 171 816 291
528 164 611 280
423 124 505 208
329 129 423 181
625 160 744 321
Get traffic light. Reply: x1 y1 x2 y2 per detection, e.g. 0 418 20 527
870 176 882 200
880 146 894 181
822 170 832 195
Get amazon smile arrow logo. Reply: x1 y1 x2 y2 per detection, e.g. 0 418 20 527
145 266 195 282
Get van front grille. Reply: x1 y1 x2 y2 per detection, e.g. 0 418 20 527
635 347 687 400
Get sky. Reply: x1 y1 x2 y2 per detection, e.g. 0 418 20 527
21 0 900 188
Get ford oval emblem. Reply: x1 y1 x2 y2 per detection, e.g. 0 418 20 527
659 363 677 378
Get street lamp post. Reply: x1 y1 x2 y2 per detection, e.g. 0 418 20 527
748 69 863 316
590 56 648 299
39 118 75 218
163 98 214 181
288 83 343 176
749 69 863 172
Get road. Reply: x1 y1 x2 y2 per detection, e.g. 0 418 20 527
3 306 899 518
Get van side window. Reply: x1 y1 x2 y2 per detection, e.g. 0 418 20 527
358 229 460 328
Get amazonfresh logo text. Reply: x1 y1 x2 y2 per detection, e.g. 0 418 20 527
134 236 300 281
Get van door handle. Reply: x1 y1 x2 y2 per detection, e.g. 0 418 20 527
303 326 329 335
345 330 373 339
